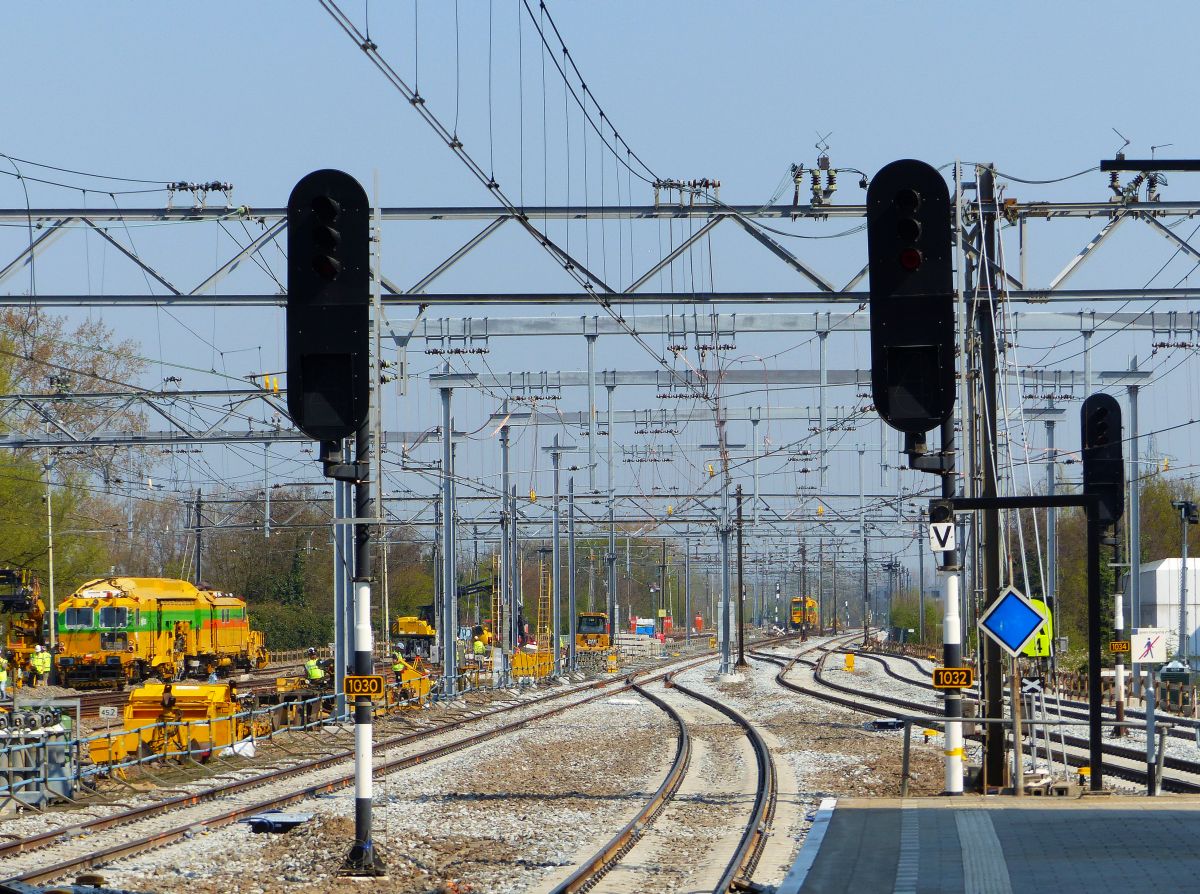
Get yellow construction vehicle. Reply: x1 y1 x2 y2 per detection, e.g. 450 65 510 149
576 611 610 652
390 652 432 707
390 606 437 664
0 568 45 683
88 680 266 765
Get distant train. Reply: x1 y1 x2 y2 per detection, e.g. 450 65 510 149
789 596 818 631
54 577 268 690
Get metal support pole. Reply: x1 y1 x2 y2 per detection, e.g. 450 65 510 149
801 540 809 638
940 418 964 795
1114 555 1126 737
751 412 761 526
567 478 577 672
551 435 562 677
343 422 384 875
1179 503 1193 668
736 485 746 667
510 485 520 652
1146 664 1158 795
371 174 385 647
1087 505 1105 791
441 382 458 696
193 489 203 585
978 165 1006 790
659 539 667 638
333 480 347 718
719 478 733 675
1046 419 1059 685
606 385 617 640
500 422 511 664
860 446 869 645
44 463 56 676
586 335 597 491
1129 376 1141 632
684 534 692 642
263 444 271 540
918 510 926 643
819 330 828 487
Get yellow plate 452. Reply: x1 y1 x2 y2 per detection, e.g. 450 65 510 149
344 674 385 697
932 667 975 689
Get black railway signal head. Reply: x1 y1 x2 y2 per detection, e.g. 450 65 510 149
1081 393 1125 525
866 159 956 435
928 499 954 525
286 169 371 443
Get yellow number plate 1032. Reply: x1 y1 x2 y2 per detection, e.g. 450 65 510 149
344 675 385 697
932 667 975 689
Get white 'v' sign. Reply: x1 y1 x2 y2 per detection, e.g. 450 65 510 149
928 521 955 552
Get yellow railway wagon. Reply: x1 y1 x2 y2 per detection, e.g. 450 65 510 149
55 577 268 690
789 596 818 630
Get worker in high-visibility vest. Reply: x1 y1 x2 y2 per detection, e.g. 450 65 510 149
303 648 325 683
30 645 51 687
391 650 406 684
0 653 8 700
472 636 486 663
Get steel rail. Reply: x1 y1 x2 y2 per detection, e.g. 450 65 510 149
667 676 777 893
549 683 691 894
753 646 1200 795
11 639 792 884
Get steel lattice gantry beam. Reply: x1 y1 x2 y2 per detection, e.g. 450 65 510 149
6 195 1200 307
415 310 1200 340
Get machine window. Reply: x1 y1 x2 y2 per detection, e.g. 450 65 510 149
65 607 95 629
99 607 128 628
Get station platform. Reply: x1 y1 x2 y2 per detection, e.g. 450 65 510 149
779 794 1200 893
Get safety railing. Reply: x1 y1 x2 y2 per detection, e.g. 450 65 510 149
896 714 1172 798
0 675 444 806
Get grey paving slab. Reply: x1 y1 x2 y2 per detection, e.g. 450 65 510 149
789 796 1200 894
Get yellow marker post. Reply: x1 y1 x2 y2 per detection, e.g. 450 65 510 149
844 653 855 673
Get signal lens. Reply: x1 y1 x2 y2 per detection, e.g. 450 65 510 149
894 188 921 214
899 248 923 271
897 218 922 242
313 255 342 279
313 224 341 252
311 195 341 222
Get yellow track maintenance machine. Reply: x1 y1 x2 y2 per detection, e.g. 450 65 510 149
0 568 45 684
88 680 268 766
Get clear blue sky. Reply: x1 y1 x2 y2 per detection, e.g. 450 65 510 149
3 1 1199 588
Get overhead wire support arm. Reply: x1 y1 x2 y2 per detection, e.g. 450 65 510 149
315 0 711 404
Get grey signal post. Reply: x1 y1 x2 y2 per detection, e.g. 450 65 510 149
1172 500 1199 668
286 169 383 876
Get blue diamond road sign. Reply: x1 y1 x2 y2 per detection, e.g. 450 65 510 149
978 586 1045 657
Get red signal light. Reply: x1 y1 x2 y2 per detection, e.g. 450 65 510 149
899 248 923 271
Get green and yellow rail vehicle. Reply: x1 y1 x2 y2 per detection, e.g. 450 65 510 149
54 577 269 689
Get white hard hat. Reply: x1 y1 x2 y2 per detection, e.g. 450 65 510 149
34 644 42 651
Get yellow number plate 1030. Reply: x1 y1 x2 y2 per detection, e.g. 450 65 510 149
932 667 975 689
344 675 385 697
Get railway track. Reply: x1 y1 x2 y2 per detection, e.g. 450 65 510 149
668 675 777 892
861 647 1200 749
6 638 787 886
752 642 1200 795
550 638 831 893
